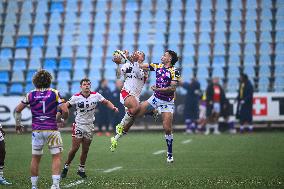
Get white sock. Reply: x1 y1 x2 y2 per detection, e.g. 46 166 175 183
31 176 38 187
120 112 134 127
78 165 85 172
0 165 3 177
52 175 60 186
64 164 69 169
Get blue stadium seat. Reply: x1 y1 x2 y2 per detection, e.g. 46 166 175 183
259 54 271 65
29 59 41 70
231 9 241 20
245 31 256 43
213 56 225 66
32 36 44 47
244 43 256 54
200 8 211 20
109 22 120 32
229 55 240 64
16 36 29 48
30 47 43 59
258 77 269 92
45 46 58 58
199 44 210 55
1 35 14 47
182 66 193 78
49 12 62 23
214 44 225 55
227 65 240 77
24 82 34 93
246 9 257 19
81 1 93 11
215 11 227 22
229 43 240 55
13 59 26 71
73 70 87 81
185 8 196 21
35 10 47 24
89 69 101 80
0 84 8 95
182 55 194 66
33 23 46 35
197 66 208 78
61 46 73 57
77 35 90 46
43 59 57 70
74 58 88 69
0 71 9 83
71 81 81 94
276 43 284 54
230 20 241 31
259 64 270 76
244 64 255 76
260 19 272 31
183 44 195 56
274 64 284 76
200 21 211 31
227 77 239 92
199 32 210 43
214 32 226 43
260 42 271 54
26 70 37 82
10 83 24 95
18 23 31 35
198 56 209 66
212 68 224 78
274 77 284 92
50 2 64 13
93 32 105 45
104 67 116 80
66 1 77 11
11 70 24 82
230 32 241 42
244 54 256 65
138 32 149 44
123 32 135 44
15 48 28 59
59 59 72 70
57 70 71 81
276 20 284 31
48 23 61 35
47 34 59 46
63 22 76 34
0 60 11 71
276 31 284 42
260 31 272 42
275 54 284 64
0 48 12 59
108 32 119 45
76 46 89 57
62 34 74 46
56 81 70 96
91 45 104 59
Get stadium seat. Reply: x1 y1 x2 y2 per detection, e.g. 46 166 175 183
61 46 73 57
18 23 31 35
56 81 70 97
59 59 72 70
244 54 256 64
88 68 101 80
24 82 34 93
57 70 71 81
29 59 41 70
11 71 24 82
43 59 57 71
274 64 284 76
91 45 104 59
274 76 284 92
0 48 13 59
260 42 271 54
74 58 88 69
0 60 11 71
47 34 59 46
214 44 225 55
15 48 28 59
198 44 210 55
13 59 26 71
276 43 284 54
227 77 239 92
16 36 29 48
227 65 240 77
229 43 241 55
214 32 226 43
50 2 64 13
26 70 37 82
9 83 24 95
76 46 89 57
73 70 87 81
104 67 116 80
33 23 46 35
258 77 269 92
275 54 284 65
30 47 43 59
245 31 256 43
1 35 14 47
71 81 81 94
0 71 9 83
0 84 8 95
259 64 270 76
32 36 45 47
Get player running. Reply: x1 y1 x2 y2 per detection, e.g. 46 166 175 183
61 78 119 179
14 70 69 189
111 50 181 163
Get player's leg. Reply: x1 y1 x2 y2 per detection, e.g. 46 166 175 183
30 131 45 189
61 137 82 178
77 137 92 178
0 139 11 185
161 112 174 163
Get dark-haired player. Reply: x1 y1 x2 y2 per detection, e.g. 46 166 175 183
61 78 119 179
15 70 69 189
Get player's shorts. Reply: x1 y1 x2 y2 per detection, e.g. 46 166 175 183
72 123 95 140
147 95 175 113
213 102 221 113
0 131 4 142
120 89 140 105
32 130 63 155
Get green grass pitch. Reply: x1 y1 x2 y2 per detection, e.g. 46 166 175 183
3 132 284 188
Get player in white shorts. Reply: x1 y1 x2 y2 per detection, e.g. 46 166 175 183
110 50 151 151
61 78 118 179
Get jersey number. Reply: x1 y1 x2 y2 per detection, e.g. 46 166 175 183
40 101 46 113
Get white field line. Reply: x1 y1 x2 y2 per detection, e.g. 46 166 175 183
182 139 192 144
152 150 166 155
63 179 85 188
103 166 122 173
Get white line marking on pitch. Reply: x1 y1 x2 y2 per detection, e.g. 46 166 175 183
182 139 192 144
104 166 122 173
63 179 85 188
153 150 166 155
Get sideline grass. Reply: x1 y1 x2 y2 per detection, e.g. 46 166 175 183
3 132 284 188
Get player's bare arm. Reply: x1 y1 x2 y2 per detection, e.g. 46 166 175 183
101 99 119 113
14 102 27 134
151 81 178 93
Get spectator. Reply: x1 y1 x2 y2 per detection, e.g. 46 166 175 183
111 80 125 133
205 77 226 135
236 73 254 133
96 79 112 136
180 77 201 134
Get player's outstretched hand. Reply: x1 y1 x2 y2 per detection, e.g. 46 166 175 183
16 125 24 134
113 107 119 113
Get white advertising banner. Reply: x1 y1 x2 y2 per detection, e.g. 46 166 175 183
0 96 32 126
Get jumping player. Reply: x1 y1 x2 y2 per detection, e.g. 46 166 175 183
61 78 118 179
14 70 69 189
110 50 148 151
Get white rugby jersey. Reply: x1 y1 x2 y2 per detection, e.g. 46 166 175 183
68 92 105 125
121 62 147 98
